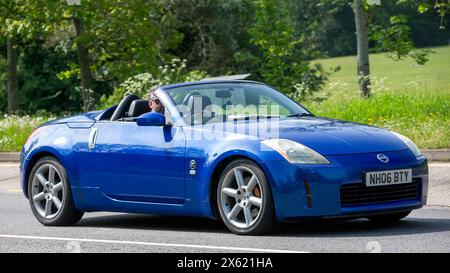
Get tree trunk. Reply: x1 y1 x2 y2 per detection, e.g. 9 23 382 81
72 17 95 111
6 37 19 113
354 0 371 98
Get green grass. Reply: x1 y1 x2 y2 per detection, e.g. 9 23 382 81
0 115 52 152
305 46 450 149
304 92 450 149
313 46 450 95
0 47 449 152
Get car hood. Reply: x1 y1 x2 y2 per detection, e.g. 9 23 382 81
41 111 102 128
213 117 409 156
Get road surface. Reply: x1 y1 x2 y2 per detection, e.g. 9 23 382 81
0 162 449 253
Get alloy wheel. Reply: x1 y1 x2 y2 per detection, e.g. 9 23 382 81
220 166 263 229
31 164 65 219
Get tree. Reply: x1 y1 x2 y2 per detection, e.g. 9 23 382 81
298 0 450 58
18 41 81 114
1 0 185 113
418 0 450 29
0 56 6 111
166 0 254 74
242 0 327 99
0 0 46 113
354 0 371 97
39 0 182 111
351 0 438 98
6 37 18 113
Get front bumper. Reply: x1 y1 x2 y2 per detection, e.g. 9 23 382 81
263 149 428 222
19 150 26 196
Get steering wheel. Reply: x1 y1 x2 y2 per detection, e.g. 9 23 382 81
110 94 140 121
181 92 200 106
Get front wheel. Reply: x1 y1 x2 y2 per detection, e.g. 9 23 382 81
28 156 84 226
217 159 276 235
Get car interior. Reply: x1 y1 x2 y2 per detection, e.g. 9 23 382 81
98 88 251 125
99 92 217 125
97 94 152 122
119 99 152 122
183 93 214 125
177 89 237 125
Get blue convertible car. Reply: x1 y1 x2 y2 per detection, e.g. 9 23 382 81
20 80 428 235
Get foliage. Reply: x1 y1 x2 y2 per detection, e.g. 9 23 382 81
41 0 182 82
17 42 82 114
0 57 6 111
0 114 53 152
167 0 255 75
0 0 187 113
0 0 48 41
288 0 356 58
306 45 450 149
417 0 450 29
241 0 328 99
99 59 207 108
2 46 450 152
305 91 450 149
314 46 450 94
36 0 185 84
370 15 433 64
2 90 449 152
314 0 450 57
0 0 449 115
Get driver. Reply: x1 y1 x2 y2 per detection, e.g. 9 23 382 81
148 90 165 115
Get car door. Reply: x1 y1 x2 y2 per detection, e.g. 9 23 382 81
87 121 186 204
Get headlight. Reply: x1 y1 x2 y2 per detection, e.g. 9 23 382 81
261 139 330 164
391 131 422 157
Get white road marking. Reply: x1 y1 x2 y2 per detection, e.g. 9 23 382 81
0 163 19 167
6 189 21 193
0 234 307 253
0 176 18 180
429 163 450 167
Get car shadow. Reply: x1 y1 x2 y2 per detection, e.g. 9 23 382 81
76 213 450 238
77 213 229 234
273 217 450 238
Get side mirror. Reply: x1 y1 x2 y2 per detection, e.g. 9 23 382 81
137 112 166 127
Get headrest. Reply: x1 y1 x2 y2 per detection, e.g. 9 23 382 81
187 95 212 113
216 89 232 99
128 99 151 117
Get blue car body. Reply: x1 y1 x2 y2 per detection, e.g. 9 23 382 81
20 80 428 222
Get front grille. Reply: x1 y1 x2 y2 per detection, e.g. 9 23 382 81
340 178 420 207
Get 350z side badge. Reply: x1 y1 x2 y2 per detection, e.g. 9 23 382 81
189 160 197 175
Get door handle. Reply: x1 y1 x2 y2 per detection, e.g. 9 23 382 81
88 128 98 150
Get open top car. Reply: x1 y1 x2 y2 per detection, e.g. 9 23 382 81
20 80 428 235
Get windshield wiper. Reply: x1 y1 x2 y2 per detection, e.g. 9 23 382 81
286 113 314 118
229 115 280 121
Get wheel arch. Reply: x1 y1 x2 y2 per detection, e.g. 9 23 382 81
207 153 273 220
23 150 63 198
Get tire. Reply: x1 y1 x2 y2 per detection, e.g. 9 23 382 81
216 159 277 235
27 156 84 226
367 210 411 223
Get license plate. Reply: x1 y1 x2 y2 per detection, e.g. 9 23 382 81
365 169 412 187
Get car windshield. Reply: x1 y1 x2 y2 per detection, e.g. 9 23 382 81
165 82 310 125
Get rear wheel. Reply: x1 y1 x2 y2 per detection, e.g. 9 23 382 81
216 159 276 235
28 156 83 226
367 210 411 223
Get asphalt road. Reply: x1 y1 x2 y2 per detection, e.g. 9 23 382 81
0 162 449 253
